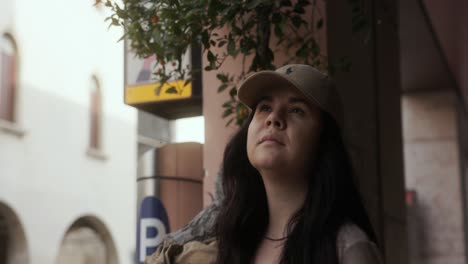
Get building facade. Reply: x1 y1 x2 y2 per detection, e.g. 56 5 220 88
0 1 137 263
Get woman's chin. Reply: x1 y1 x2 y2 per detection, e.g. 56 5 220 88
252 158 285 171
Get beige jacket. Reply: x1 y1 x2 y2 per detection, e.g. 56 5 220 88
145 224 383 264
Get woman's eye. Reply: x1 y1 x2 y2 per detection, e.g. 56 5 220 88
289 108 305 115
258 104 271 112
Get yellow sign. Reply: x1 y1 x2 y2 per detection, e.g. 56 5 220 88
125 80 192 104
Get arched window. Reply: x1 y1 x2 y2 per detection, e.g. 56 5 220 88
0 33 17 122
0 202 29 264
89 76 102 150
56 215 119 264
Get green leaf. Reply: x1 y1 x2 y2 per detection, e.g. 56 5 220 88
207 50 216 62
298 0 310 7
229 87 237 97
240 38 253 54
236 117 244 126
266 48 275 65
227 38 236 56
217 84 228 92
117 32 128 42
201 31 210 48
111 17 120 26
225 118 235 126
183 79 191 87
316 19 324 29
293 6 305 14
166 87 178 94
246 0 265 10
295 43 309 58
275 18 287 38
231 24 242 35
216 73 229 82
218 40 227 47
291 16 302 29
222 108 233 118
152 29 162 43
311 40 320 56
116 8 128 19
243 19 256 31
272 12 282 24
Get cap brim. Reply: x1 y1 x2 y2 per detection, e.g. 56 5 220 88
237 71 307 109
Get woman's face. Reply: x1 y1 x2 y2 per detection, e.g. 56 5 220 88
246 86 322 175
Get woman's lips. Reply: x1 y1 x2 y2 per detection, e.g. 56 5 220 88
259 135 284 145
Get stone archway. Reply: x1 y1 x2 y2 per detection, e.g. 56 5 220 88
56 215 119 264
0 201 29 264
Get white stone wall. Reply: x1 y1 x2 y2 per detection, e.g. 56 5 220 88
402 91 466 264
0 0 137 263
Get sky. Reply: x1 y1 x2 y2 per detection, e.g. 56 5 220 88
170 116 205 144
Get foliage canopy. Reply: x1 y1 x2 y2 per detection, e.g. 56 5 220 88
104 0 367 126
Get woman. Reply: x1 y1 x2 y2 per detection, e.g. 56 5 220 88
147 64 383 264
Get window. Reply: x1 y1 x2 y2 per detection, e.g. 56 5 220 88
0 33 17 122
89 76 102 150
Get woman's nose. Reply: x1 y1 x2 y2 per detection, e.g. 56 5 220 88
265 111 286 129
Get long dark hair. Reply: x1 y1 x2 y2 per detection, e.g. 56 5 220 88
215 109 377 264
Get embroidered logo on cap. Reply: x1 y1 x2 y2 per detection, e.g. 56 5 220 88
285 67 294 75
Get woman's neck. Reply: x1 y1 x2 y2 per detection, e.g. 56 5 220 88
260 169 308 239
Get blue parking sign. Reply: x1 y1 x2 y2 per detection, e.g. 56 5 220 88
137 196 170 264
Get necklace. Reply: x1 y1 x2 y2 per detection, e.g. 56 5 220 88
264 236 288 242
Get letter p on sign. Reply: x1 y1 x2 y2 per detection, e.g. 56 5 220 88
137 197 170 264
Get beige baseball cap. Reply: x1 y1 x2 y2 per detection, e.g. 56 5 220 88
237 64 343 127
